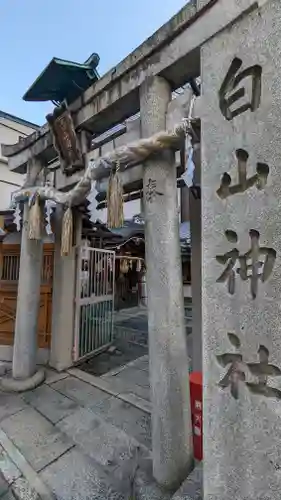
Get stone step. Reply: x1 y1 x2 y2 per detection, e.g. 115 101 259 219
40 447 129 500
0 405 133 500
0 381 173 500
55 406 171 499
57 406 151 470
172 463 203 500
0 398 201 500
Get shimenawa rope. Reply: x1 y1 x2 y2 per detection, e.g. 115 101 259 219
12 120 190 208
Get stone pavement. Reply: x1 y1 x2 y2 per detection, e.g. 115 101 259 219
113 304 192 345
0 358 202 499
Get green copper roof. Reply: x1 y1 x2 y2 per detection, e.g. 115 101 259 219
23 53 100 105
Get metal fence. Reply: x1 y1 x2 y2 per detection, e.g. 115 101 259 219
74 246 115 361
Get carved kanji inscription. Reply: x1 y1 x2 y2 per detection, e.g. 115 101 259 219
217 333 281 400
219 57 262 121
145 178 163 203
216 230 276 298
217 149 269 199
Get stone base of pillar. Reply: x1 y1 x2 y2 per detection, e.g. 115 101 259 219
0 369 45 392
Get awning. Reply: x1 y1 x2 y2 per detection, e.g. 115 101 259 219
23 53 100 104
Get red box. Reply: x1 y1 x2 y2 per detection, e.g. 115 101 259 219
189 371 203 461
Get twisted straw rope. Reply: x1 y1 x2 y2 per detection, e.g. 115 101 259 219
13 120 189 207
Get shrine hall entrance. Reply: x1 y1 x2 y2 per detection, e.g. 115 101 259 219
73 246 116 361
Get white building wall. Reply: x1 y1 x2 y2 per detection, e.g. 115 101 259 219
0 166 22 210
0 115 38 211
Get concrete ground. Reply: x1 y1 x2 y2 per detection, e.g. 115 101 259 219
0 305 201 499
0 359 202 499
0 362 156 500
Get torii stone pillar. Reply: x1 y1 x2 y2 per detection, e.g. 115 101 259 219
2 160 45 391
140 76 193 490
50 206 82 371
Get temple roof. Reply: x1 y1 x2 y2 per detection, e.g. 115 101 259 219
23 53 100 105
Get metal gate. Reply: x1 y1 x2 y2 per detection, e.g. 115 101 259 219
74 246 115 361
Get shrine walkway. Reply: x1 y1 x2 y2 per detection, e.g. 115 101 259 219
78 304 192 378
0 356 201 499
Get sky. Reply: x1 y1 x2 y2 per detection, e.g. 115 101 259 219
0 0 187 126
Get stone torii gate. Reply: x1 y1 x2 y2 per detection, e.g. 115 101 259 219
2 0 281 497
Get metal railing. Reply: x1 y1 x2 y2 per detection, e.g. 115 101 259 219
74 246 116 361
